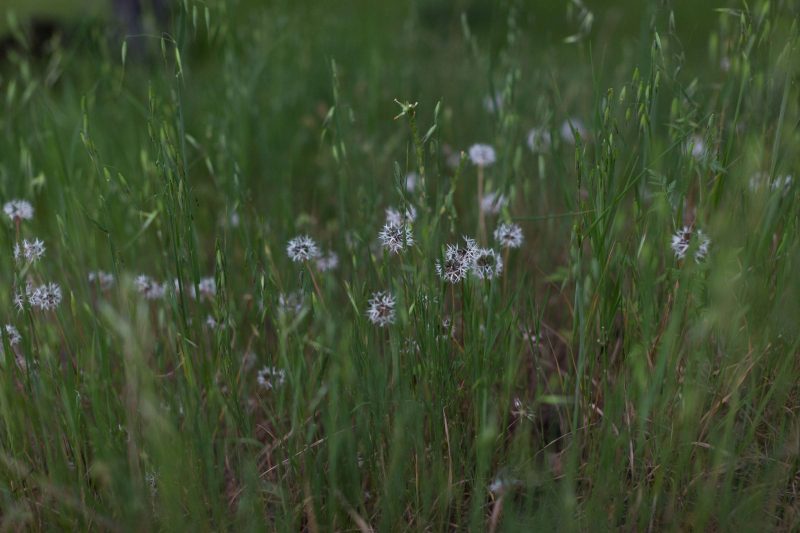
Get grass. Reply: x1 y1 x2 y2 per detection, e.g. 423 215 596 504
0 0 799 530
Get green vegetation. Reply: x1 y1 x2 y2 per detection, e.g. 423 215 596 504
1 0 799 530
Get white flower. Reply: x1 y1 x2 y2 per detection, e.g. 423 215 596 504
13 290 26 312
436 237 479 283
472 248 504 280
278 291 305 315
316 251 339 272
198 277 216 300
468 144 497 167
405 172 418 192
527 127 552 153
29 283 62 310
286 235 321 263
687 135 707 160
671 226 711 262
256 366 286 390
3 324 21 347
560 118 587 143
88 271 115 291
378 223 414 255
385 205 417 226
435 256 468 284
366 291 396 327
493 223 524 248
3 200 34 222
135 275 166 300
205 315 218 329
14 238 45 263
480 191 508 214
229 211 240 227
512 396 536 421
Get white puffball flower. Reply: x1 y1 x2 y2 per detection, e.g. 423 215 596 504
366 291 396 327
286 235 321 263
469 144 497 167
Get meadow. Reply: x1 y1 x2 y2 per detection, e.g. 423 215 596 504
0 0 799 530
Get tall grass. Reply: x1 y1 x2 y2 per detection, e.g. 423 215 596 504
0 0 799 530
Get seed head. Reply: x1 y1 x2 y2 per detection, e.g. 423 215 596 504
88 271 115 291
378 223 414 255
4 200 34 222
286 235 321 263
527 127 552 153
687 135 707 160
385 205 417 226
29 283 62 310
469 143 497 167
472 248 504 280
366 291 396 327
493 223 524 248
278 291 305 315
198 277 217 300
671 226 711 262
257 366 286 390
135 275 166 300
14 238 46 263
3 324 21 347
436 256 469 284
316 251 339 272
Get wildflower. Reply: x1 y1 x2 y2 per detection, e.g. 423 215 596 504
480 191 508 214
88 271 115 291
378 223 414 254
286 235 321 263
468 144 497 167
436 256 468 284
278 291 305 315
436 237 477 283
385 205 417 226
687 135 707 160
2 324 21 350
3 200 34 222
13 290 26 312
493 223 524 248
511 397 535 421
316 250 339 272
135 275 166 300
198 277 216 300
256 366 286 390
366 291 396 327
488 474 520 495
472 248 504 280
29 283 62 310
671 226 711 262
527 127 552 153
405 172 418 192
560 118 587 143
205 315 218 329
13 238 46 263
